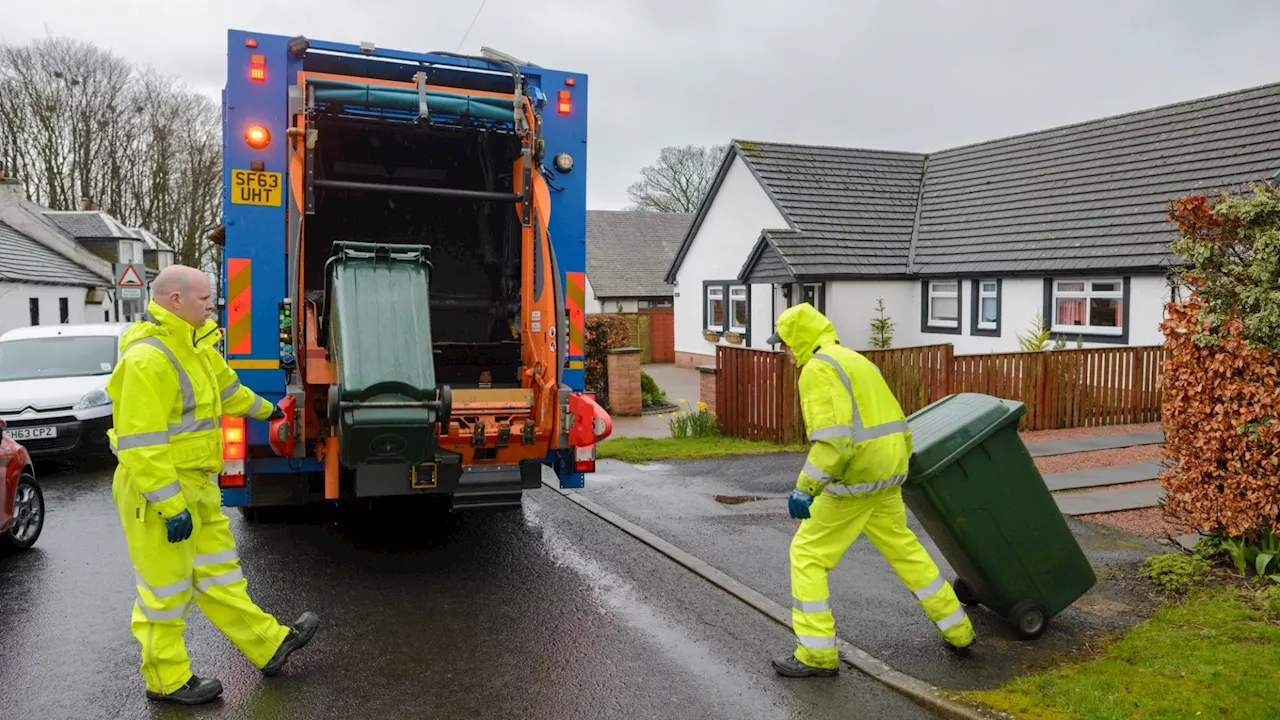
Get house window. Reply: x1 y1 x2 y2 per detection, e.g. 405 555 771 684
801 283 825 313
1051 279 1123 335
59 298 69 323
638 299 653 310
971 279 1000 336
29 298 39 325
706 286 725 331
923 280 960 333
656 298 673 309
729 286 748 332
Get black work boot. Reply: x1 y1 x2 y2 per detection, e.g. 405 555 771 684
262 611 320 676
145 675 224 705
772 655 839 678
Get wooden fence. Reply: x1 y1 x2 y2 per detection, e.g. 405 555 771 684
715 343 1168 441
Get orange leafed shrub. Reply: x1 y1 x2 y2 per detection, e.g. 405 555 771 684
1160 185 1280 538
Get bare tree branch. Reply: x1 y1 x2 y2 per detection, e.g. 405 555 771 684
626 144 728 213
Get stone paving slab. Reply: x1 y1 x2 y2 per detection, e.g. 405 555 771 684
1054 483 1165 515
1026 430 1165 457
1043 462 1163 492
1175 533 1204 552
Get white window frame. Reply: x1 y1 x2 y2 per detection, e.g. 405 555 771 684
1051 278 1124 336
728 285 749 333
706 286 725 332
977 280 999 330
927 280 959 329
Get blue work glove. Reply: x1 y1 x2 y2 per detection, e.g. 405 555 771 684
788 489 814 520
165 510 193 543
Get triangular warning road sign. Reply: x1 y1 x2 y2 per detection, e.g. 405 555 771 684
118 265 145 287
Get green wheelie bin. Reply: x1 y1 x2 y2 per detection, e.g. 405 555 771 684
902 393 1096 640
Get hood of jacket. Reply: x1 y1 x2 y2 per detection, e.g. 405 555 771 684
119 300 222 353
773 302 840 366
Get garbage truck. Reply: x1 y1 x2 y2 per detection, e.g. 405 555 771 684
212 30 611 513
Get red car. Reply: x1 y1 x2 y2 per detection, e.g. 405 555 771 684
1 418 43 553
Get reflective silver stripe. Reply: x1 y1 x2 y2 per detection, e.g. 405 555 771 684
220 380 242 401
913 575 947 601
796 634 837 650
126 337 196 417
135 599 189 622
809 353 909 444
935 607 968 633
823 473 907 496
801 461 833 484
116 430 169 451
142 480 182 503
249 395 267 417
195 568 245 593
793 598 831 613
194 549 239 567
169 416 218 435
809 425 856 441
135 572 192 600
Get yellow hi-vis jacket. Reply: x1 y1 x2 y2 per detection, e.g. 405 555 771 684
106 300 276 519
773 303 912 497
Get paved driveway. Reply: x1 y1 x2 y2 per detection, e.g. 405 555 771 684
580 453 1164 691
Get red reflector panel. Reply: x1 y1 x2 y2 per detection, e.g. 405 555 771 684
574 446 596 473
558 90 571 114
219 474 246 488
225 443 246 461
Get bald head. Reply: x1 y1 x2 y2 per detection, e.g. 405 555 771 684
151 265 214 328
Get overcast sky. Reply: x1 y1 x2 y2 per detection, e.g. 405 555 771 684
3 0 1278 209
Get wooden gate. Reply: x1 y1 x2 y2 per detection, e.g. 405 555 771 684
649 309 675 363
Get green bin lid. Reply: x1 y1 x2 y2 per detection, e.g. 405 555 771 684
906 393 1026 482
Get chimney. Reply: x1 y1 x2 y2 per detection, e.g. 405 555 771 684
0 157 22 196
80 196 92 211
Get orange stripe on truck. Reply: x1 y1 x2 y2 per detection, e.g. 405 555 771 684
226 259 252 354
566 271 585 356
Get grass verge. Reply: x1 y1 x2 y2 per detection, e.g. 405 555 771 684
598 436 807 464
966 585 1280 720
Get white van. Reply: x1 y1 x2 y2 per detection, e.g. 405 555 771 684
0 323 130 460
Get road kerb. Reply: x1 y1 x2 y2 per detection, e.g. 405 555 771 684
543 482 1018 720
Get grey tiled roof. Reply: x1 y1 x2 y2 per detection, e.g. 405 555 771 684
670 81 1280 281
914 82 1280 275
43 211 122 238
740 231 796 284
587 210 692 298
0 221 109 287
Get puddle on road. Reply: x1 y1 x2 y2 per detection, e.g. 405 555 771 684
713 495 772 505
522 496 779 713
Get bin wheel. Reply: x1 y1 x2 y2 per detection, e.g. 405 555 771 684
953 578 980 607
1007 599 1048 640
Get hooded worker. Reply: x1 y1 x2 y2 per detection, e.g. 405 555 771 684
106 264 320 705
767 302 974 678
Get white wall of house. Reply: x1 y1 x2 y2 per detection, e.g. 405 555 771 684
673 155 787 365
826 280 917 350
600 298 640 313
583 273 601 314
0 283 105 336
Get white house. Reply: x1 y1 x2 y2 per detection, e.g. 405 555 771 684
665 81 1280 368
0 178 115 335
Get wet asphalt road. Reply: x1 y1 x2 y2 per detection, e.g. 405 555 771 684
580 454 1164 691
0 462 935 720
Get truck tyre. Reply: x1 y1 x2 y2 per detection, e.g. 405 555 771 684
1007 599 1048 640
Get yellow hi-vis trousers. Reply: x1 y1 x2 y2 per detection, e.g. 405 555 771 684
112 470 291 695
790 486 974 669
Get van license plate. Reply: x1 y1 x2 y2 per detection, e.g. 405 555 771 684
9 426 56 441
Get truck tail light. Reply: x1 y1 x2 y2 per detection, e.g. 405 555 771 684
219 474 246 488
223 416 246 460
574 446 596 473
557 90 571 115
250 53 266 82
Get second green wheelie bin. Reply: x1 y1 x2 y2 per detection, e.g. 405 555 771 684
902 393 1096 640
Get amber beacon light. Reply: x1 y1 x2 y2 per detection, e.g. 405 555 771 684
245 125 271 149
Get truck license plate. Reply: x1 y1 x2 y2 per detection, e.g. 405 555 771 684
231 169 283 207
9 426 56 441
